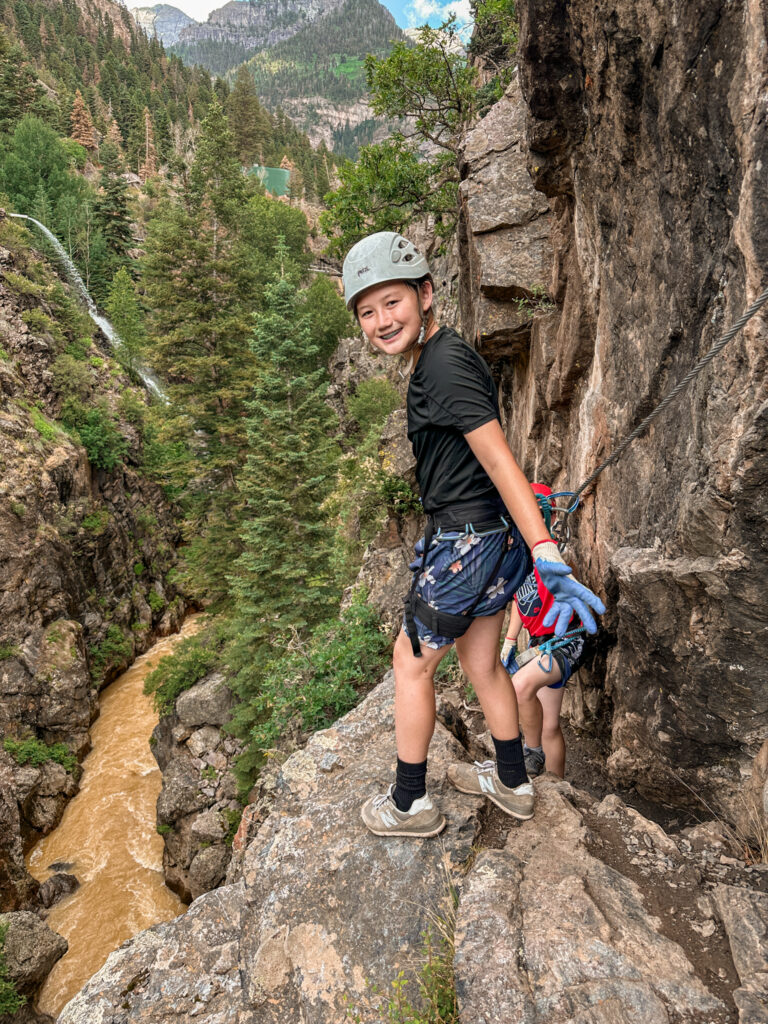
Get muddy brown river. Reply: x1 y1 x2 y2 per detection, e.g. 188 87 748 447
26 619 200 1017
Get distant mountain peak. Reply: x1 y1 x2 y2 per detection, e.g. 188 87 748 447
130 4 198 46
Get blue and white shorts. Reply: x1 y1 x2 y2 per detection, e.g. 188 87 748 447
511 633 585 689
403 526 531 650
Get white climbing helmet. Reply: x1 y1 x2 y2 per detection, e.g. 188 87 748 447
342 231 431 312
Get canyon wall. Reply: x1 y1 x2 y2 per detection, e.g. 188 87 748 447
460 0 767 827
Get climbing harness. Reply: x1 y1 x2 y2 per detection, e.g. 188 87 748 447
404 501 514 657
531 627 587 673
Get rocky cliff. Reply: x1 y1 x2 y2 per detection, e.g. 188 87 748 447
129 4 197 46
177 0 345 57
56 672 768 1024
459 0 768 836
0 219 183 921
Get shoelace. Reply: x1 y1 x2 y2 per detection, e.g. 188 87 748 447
373 784 396 810
473 760 495 774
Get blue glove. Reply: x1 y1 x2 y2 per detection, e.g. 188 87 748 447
533 541 606 636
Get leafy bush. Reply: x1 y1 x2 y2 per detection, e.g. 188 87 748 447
51 354 92 402
0 645 18 661
228 593 389 791
21 308 64 345
147 590 165 614
88 624 132 683
133 562 145 577
60 399 127 471
30 407 58 442
81 508 110 534
156 823 172 836
3 736 76 773
0 921 25 1015
143 622 227 716
222 807 242 846
346 377 400 438
10 502 25 519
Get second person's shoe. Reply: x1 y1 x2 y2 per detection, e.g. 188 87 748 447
447 759 534 820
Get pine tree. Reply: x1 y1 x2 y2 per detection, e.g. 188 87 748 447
70 88 96 151
227 246 339 661
138 106 157 181
105 266 146 374
0 29 43 133
94 140 133 274
105 118 123 150
226 66 262 167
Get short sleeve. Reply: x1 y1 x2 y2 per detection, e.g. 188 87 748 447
424 338 499 434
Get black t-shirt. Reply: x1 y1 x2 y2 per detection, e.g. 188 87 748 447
407 326 501 513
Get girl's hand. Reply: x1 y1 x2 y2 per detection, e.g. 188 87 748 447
501 636 517 669
533 540 606 635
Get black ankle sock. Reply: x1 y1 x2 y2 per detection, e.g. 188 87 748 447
492 733 528 789
392 757 427 811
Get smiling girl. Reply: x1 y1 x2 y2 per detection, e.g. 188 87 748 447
343 231 605 837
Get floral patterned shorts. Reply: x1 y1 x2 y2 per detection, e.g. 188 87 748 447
403 526 532 650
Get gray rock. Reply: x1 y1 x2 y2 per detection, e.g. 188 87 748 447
37 872 79 909
175 673 233 728
186 725 221 759
188 845 229 902
156 757 210 823
0 911 66 994
58 674 484 1022
190 809 226 844
454 778 726 1024
714 885 768 1021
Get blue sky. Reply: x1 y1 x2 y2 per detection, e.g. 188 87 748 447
161 0 472 31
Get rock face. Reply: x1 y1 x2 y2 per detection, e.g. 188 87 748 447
460 2 768 830
0 221 183 915
177 0 345 53
130 4 197 46
151 673 242 903
58 673 485 1023
57 673 768 1024
0 911 67 997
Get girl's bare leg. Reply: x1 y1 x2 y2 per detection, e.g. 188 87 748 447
537 684 566 777
392 629 452 762
512 658 562 749
454 610 520 740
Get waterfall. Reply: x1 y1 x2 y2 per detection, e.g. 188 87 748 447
7 213 167 402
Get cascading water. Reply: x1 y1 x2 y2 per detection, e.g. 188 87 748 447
6 213 167 401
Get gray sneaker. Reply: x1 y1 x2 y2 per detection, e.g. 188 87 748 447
446 760 534 820
524 746 546 778
361 784 446 838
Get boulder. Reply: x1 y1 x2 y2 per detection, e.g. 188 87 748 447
454 777 729 1024
0 911 66 995
37 872 79 909
175 673 233 729
58 674 485 1023
714 885 768 1023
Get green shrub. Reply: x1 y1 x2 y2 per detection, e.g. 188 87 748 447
147 590 165 614
51 354 92 402
0 645 18 661
133 562 145 577
81 509 110 534
0 921 25 1015
10 502 25 519
0 345 8 360
346 377 401 438
89 357 104 369
156 823 172 836
229 593 389 792
88 625 132 683
200 765 217 781
143 622 227 716
21 308 64 344
60 400 127 471
2 270 44 298
3 736 76 773
119 390 146 429
64 336 92 361
30 407 58 442
222 807 242 846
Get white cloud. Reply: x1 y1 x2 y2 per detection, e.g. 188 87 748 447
406 0 472 30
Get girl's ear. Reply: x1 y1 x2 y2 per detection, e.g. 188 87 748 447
420 278 434 312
